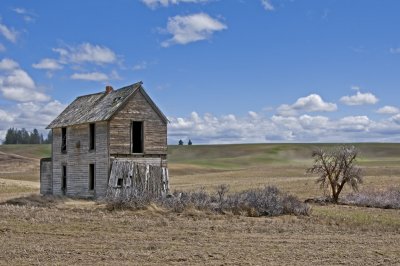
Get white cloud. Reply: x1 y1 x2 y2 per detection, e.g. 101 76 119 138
15 100 66 126
340 91 378 105
261 0 274 11
1 87 49 102
142 0 210 9
377 105 399 115
390 47 400 54
0 22 18 43
53 43 117 65
161 13 227 47
168 111 400 144
32 58 63 70
0 59 51 102
71 72 109 81
392 114 400 125
0 109 14 122
248 111 259 119
0 43 5 52
338 116 371 132
0 58 19 70
277 94 337 116
0 99 67 141
298 115 329 129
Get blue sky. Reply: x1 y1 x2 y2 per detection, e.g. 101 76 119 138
0 0 400 144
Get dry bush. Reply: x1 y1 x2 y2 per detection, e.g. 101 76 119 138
343 187 400 209
105 192 153 211
105 185 311 217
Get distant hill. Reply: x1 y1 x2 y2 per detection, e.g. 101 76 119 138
0 143 399 180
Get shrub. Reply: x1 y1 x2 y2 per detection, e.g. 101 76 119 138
343 187 400 209
105 185 311 217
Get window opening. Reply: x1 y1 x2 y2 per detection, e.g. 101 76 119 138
62 165 67 194
61 127 67 153
89 123 95 150
89 164 95 191
117 178 123 187
131 121 143 153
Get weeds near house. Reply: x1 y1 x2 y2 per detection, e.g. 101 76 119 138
106 185 311 217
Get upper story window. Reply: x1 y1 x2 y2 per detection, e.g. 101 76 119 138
89 123 95 150
131 121 143 153
61 127 67 153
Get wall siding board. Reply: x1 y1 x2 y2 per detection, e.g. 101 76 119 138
43 88 167 199
109 91 167 156
50 121 109 198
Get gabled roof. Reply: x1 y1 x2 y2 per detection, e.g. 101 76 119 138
47 82 168 129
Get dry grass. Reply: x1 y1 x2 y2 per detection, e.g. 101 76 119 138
0 201 399 265
0 143 399 265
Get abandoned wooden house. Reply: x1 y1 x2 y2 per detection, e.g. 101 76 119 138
40 81 169 198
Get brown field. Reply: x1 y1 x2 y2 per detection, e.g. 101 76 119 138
0 143 399 265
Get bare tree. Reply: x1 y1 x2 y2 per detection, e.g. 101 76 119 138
307 145 363 203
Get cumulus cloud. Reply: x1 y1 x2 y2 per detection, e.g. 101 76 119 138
168 111 400 144
15 100 66 127
0 58 19 70
261 0 274 11
161 13 227 47
340 91 378 106
53 43 117 65
71 72 109 81
0 109 14 122
376 105 399 115
277 94 337 116
32 58 63 70
0 101 66 141
0 69 50 102
0 59 51 102
338 116 371 132
142 0 210 9
0 22 18 43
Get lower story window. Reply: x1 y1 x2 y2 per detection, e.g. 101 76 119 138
89 164 95 191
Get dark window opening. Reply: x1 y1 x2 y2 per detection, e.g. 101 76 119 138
131 121 143 153
61 127 67 153
89 164 95 191
117 178 123 187
62 165 67 194
89 123 95 150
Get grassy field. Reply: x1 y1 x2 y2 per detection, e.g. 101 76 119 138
0 143 399 265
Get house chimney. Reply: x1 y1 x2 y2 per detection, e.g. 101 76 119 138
105 85 113 94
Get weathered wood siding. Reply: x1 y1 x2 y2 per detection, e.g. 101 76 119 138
106 159 169 199
109 90 167 156
40 158 52 195
51 121 109 198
